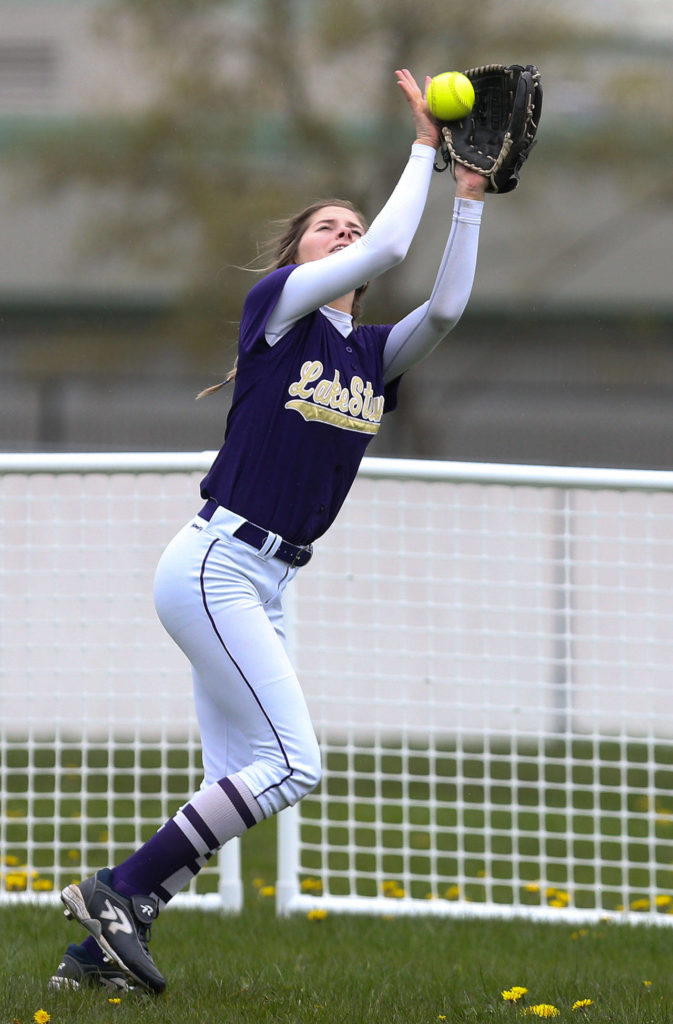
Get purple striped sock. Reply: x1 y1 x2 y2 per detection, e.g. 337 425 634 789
111 774 263 906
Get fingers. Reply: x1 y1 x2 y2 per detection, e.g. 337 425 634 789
395 68 441 148
395 68 421 99
395 69 434 109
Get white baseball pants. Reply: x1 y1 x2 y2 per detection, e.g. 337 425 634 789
152 505 322 818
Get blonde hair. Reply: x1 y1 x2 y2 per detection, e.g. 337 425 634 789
197 199 369 399
195 359 238 400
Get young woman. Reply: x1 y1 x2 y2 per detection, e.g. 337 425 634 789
50 69 487 993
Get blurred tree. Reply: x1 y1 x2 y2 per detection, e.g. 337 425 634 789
7 0 673 363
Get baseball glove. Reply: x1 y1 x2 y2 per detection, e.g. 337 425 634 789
434 64 542 194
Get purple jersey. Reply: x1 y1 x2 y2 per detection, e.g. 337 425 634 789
200 265 401 545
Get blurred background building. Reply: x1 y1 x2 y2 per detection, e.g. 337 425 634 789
1 0 673 466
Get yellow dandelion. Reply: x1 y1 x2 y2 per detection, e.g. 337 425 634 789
33 1011 51 1024
5 873 28 891
643 980 652 987
108 997 122 1004
252 877 265 888
259 885 275 897
630 897 650 911
524 883 540 892
31 879 54 892
655 894 672 907
572 999 593 1010
381 880 406 898
67 849 80 861
444 884 460 900
522 1005 560 1018
438 1016 447 1021
3 855 20 866
502 986 528 1003
307 908 327 921
300 877 323 893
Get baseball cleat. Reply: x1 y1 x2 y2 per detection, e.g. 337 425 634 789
48 942 130 992
60 868 166 994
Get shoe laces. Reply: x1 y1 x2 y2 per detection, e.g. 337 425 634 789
136 922 155 961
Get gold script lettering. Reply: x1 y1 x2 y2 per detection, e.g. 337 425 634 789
287 360 323 398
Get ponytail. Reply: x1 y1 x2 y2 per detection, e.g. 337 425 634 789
195 357 238 399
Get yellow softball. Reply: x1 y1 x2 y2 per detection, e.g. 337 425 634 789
427 71 475 122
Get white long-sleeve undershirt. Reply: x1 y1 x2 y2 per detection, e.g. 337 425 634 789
266 143 435 346
264 143 483 382
382 196 482 383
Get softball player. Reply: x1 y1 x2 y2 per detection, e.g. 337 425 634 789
50 69 487 993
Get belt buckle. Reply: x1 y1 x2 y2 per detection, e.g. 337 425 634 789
290 544 312 568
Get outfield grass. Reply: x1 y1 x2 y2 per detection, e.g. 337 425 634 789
5 738 673 914
2 815 673 1023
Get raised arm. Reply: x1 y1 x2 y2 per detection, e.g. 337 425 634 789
382 165 487 382
266 70 441 345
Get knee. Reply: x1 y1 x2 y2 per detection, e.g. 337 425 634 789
292 743 322 800
256 738 322 816
280 735 322 807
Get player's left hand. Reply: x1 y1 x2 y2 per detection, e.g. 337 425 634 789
395 68 441 151
436 64 543 194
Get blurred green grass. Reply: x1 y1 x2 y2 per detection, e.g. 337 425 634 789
3 738 673 914
298 738 673 913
